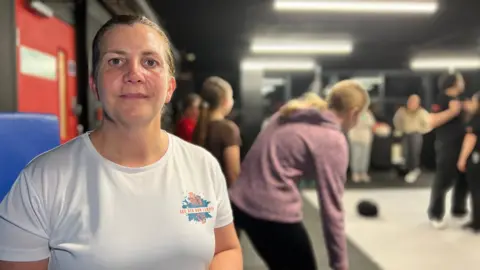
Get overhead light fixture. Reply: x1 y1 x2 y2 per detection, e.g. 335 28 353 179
274 1 438 14
241 58 316 71
263 78 286 86
410 56 480 70
251 39 353 55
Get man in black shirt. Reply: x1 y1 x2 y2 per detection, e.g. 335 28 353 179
427 72 468 229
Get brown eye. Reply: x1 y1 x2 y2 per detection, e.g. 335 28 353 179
144 59 158 68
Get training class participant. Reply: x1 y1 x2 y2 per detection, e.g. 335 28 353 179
229 80 370 270
457 93 480 233
427 72 469 229
192 76 241 188
0 15 241 270
392 94 430 183
175 93 201 142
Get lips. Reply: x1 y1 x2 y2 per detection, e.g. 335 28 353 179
120 93 148 99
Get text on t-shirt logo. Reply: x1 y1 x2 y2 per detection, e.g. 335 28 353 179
180 192 215 224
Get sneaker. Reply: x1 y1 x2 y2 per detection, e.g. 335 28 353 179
405 168 421 184
451 215 470 227
430 219 447 230
361 173 371 183
352 173 361 183
462 222 480 233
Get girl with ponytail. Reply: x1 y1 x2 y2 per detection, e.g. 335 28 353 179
192 76 241 188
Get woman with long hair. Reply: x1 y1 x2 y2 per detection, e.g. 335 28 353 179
192 76 241 188
229 80 369 270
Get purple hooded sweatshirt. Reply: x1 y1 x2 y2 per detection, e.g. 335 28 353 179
229 108 349 270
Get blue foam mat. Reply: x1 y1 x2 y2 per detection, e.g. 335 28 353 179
0 113 60 201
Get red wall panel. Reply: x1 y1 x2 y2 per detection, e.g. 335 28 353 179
16 0 77 143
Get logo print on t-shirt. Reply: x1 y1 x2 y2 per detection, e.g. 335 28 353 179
180 192 214 224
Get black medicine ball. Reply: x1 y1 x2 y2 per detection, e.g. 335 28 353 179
357 200 378 218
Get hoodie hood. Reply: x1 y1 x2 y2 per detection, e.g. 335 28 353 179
275 108 341 131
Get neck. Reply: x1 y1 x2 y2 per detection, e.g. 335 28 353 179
210 109 225 121
331 110 345 129
90 117 168 167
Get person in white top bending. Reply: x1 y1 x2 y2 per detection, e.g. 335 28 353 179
0 15 242 270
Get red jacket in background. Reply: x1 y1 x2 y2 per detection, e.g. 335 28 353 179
176 117 197 142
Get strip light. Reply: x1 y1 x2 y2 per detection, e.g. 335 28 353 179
241 59 316 71
410 57 480 70
274 1 438 14
251 40 353 54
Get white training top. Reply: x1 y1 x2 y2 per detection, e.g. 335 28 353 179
0 132 233 270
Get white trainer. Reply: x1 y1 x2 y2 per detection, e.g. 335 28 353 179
430 219 447 230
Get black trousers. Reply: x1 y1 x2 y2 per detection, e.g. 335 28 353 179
232 203 317 270
428 140 469 220
466 153 480 227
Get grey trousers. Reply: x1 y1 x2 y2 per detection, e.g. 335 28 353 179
402 132 423 171
350 141 371 174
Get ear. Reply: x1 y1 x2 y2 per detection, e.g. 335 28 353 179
165 76 177 104
89 76 100 100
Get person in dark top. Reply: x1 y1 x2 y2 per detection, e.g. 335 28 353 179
192 76 242 188
175 93 201 142
427 72 468 229
457 93 480 233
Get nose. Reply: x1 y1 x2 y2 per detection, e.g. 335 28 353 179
124 61 144 84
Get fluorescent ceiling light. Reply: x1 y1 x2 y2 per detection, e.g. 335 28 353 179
263 78 286 86
410 57 480 70
251 40 353 54
274 1 438 14
241 59 316 71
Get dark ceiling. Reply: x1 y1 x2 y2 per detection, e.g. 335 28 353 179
150 0 480 78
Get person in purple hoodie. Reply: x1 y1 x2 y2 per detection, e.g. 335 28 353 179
229 80 369 270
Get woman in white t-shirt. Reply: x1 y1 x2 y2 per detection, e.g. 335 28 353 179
0 15 242 270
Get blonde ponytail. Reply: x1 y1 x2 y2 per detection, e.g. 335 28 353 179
280 92 328 116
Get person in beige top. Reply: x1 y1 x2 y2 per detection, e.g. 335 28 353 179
348 108 376 182
393 94 430 183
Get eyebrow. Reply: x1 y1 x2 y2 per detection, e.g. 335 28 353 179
103 50 162 58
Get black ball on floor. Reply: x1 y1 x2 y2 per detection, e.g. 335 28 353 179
357 200 378 218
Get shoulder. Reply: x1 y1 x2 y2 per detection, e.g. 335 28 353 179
221 119 240 131
169 134 220 168
19 135 87 190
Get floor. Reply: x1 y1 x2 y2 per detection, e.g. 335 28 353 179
241 171 480 270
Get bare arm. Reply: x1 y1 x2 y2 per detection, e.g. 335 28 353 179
209 223 242 270
0 259 49 270
223 146 241 187
429 105 458 129
459 132 477 165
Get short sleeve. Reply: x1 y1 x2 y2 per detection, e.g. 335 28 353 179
210 157 234 228
0 171 50 261
222 121 242 148
431 94 449 113
466 116 480 135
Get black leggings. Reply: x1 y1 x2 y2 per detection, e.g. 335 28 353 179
466 157 480 227
232 203 317 270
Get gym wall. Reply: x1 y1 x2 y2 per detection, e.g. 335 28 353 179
0 0 17 112
16 0 78 143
